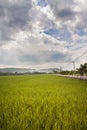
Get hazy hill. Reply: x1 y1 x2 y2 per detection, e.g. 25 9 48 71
0 68 35 73
0 67 60 73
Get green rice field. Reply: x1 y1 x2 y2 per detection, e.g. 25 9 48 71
0 75 87 130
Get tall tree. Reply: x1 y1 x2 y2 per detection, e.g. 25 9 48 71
78 63 87 75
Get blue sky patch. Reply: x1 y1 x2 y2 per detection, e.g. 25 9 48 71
44 28 72 42
44 28 58 35
37 0 48 7
76 26 87 37
78 30 87 37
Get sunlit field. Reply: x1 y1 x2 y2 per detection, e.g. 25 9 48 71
0 75 87 130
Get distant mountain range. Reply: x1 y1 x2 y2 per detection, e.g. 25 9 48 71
0 68 35 73
39 68 60 72
0 68 60 73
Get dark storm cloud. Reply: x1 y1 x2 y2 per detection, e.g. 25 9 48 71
47 0 76 21
7 2 32 28
58 8 75 19
75 10 87 35
0 0 32 42
19 50 72 64
0 6 5 17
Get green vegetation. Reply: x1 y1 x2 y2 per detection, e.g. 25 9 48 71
59 70 75 75
0 75 87 130
77 63 87 76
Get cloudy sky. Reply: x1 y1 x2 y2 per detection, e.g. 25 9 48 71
0 0 87 70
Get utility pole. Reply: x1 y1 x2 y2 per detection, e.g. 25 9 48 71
59 66 62 72
73 61 76 73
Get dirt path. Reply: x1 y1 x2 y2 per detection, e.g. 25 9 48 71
55 74 87 81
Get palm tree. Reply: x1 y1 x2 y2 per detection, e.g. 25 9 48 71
78 63 87 75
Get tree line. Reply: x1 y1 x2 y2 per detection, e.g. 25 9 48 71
77 63 87 76
54 62 87 76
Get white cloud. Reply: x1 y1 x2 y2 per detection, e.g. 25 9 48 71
0 0 87 69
